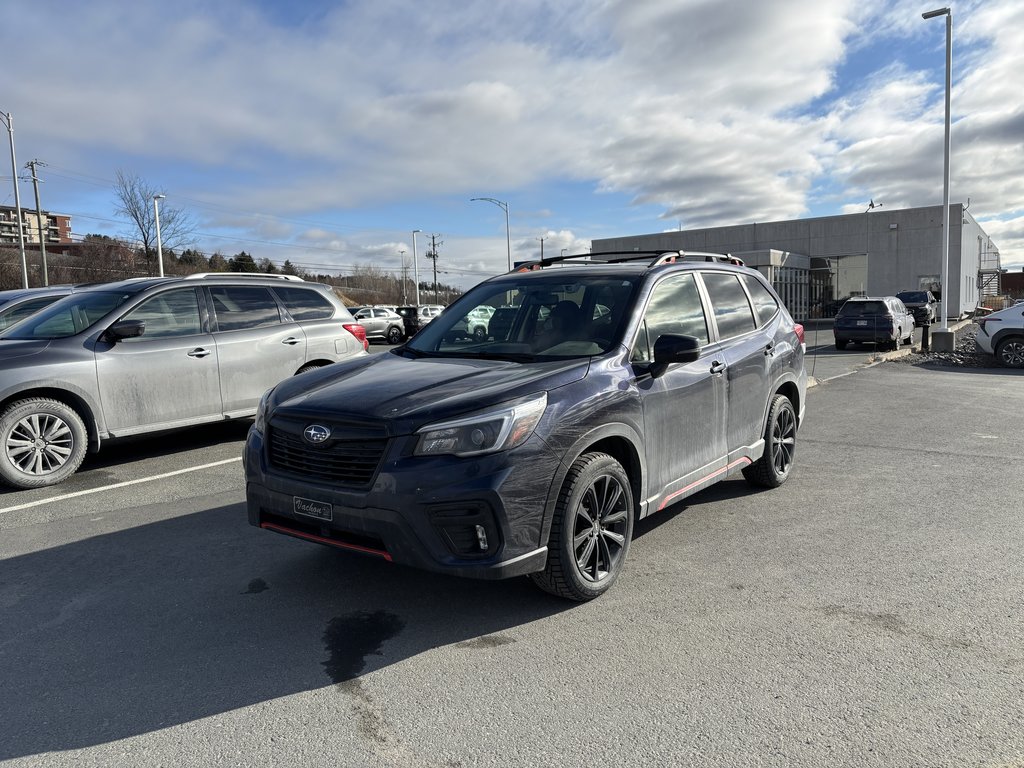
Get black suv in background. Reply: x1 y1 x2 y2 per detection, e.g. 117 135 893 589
245 252 807 600
896 290 938 325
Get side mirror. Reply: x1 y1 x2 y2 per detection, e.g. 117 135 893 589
650 334 701 378
105 319 146 342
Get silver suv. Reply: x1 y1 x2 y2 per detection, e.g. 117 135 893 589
0 273 366 489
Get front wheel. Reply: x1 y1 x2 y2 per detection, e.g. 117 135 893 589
530 452 634 601
0 398 88 489
742 394 797 489
995 337 1024 368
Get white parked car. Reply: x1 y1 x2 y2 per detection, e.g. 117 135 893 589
976 303 1024 367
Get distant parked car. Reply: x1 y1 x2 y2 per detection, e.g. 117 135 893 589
352 307 406 344
395 304 445 339
446 305 496 341
0 273 367 489
833 296 915 351
896 290 938 325
0 284 89 331
975 303 1024 368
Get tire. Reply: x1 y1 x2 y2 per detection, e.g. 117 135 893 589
472 325 487 342
296 363 325 375
530 452 634 601
835 340 848 350
742 394 797 489
0 398 88 489
995 337 1024 368
386 325 404 345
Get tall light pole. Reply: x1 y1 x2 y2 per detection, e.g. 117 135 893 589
470 197 511 271
412 229 422 305
923 7 952 332
399 249 407 304
2 111 29 288
153 194 166 277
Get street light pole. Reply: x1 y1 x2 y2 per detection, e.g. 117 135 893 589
923 7 952 332
412 229 422 305
2 111 29 288
399 249 407 304
470 197 511 271
153 194 166 278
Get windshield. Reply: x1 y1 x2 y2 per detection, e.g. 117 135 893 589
406 274 639 361
2 291 136 340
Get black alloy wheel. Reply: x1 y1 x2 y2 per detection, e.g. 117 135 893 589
742 394 797 489
996 337 1024 368
530 452 634 601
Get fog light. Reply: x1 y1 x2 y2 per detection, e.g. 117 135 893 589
475 524 488 551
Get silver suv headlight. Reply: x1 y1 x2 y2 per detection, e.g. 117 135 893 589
253 388 274 435
415 393 547 457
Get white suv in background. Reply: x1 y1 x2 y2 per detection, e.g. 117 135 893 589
976 304 1024 367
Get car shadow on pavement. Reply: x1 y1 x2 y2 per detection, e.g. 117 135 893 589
633 477 764 540
0 503 571 760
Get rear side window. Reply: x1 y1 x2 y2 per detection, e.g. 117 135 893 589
273 286 336 321
701 272 756 339
209 286 282 331
742 275 779 326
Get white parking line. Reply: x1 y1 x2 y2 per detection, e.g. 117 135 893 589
0 457 243 515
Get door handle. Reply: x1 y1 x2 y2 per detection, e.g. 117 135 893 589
187 348 211 358
710 361 726 375
281 337 301 346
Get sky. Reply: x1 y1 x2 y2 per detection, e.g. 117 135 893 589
3 0 1023 290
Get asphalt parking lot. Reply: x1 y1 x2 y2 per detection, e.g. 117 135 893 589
1 355 1022 767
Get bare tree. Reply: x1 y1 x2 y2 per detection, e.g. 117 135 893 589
113 170 194 274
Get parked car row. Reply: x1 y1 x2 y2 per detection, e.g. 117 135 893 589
349 304 446 343
0 274 367 489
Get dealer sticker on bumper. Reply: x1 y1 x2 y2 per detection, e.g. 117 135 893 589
293 496 333 521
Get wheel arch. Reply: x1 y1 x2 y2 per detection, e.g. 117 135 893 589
537 426 645 548
0 386 103 452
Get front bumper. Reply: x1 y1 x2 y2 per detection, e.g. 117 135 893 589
244 427 553 580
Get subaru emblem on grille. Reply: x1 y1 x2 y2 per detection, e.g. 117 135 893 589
303 424 332 444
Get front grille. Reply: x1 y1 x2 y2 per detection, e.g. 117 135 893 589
268 424 387 487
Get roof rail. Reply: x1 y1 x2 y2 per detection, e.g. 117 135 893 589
182 272 304 281
512 250 744 271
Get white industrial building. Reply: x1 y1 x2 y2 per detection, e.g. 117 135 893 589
591 204 1001 321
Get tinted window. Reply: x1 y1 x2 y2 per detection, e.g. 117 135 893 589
701 272 756 338
633 273 708 363
121 289 202 339
209 286 281 331
897 291 928 303
742 275 779 326
838 301 888 316
274 286 335 321
4 291 135 339
0 296 63 330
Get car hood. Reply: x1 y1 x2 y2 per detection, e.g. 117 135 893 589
268 351 590 429
0 338 52 362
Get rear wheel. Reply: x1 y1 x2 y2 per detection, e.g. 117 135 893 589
742 394 796 489
530 452 634 601
386 325 404 344
0 398 88 489
995 337 1024 368
296 363 324 375
835 339 848 350
472 325 487 342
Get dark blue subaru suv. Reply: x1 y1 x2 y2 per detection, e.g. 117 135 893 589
244 251 807 600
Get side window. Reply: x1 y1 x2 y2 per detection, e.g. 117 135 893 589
209 286 281 332
631 273 709 363
273 286 335 321
742 275 779 327
701 272 756 339
120 288 202 339
0 296 62 330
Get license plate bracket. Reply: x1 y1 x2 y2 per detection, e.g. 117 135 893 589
293 496 333 521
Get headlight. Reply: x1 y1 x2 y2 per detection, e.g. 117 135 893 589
253 388 274 435
415 393 547 457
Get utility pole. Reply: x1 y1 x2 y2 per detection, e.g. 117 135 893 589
399 249 407 304
427 234 443 304
537 237 546 260
2 111 28 288
26 159 49 286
